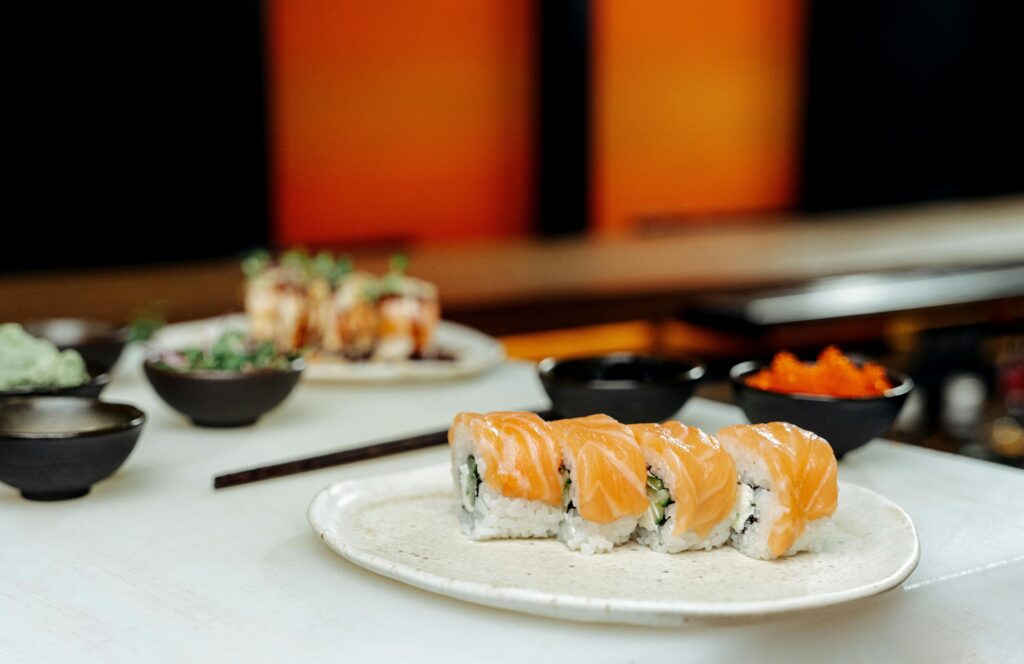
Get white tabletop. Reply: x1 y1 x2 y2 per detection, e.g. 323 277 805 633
2 353 1022 663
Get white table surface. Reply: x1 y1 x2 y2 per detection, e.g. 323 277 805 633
2 353 1022 663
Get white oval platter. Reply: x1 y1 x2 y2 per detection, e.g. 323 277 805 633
307 463 919 627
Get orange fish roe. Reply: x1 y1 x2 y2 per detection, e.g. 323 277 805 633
745 346 893 398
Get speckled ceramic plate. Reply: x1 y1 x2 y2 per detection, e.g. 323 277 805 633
308 464 919 627
151 315 504 383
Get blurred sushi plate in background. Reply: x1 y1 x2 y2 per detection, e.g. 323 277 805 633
150 314 504 383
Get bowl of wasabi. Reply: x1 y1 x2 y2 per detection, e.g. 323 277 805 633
0 323 109 399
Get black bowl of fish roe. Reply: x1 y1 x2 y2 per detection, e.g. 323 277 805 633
729 360 914 458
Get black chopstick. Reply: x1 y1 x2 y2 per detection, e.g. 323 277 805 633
213 409 557 490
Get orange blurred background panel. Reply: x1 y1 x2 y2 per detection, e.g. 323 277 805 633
592 0 804 233
269 0 535 246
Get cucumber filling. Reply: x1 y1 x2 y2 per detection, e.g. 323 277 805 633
731 482 761 534
638 472 673 530
460 455 481 511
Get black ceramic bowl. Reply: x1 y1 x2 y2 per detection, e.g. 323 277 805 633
729 360 914 458
143 358 304 427
538 354 705 423
0 361 110 400
0 397 145 501
24 318 128 372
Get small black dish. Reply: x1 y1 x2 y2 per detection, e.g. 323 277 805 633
0 361 110 400
0 397 145 501
24 318 128 372
143 358 304 427
538 354 705 423
729 360 914 458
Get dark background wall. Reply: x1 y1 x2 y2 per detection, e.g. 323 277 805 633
800 0 1024 211
9 3 269 273
7 1 1022 273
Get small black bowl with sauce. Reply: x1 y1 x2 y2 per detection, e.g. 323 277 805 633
0 397 145 501
538 354 706 423
24 318 128 373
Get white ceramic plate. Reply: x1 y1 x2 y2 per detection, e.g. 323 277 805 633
150 315 504 383
308 464 919 627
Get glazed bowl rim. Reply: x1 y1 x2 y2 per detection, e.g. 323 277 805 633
143 355 305 381
538 353 706 391
0 396 146 440
23 317 130 344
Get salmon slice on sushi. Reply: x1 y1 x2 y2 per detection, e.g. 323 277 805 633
716 422 839 560
448 412 563 540
629 422 738 553
550 415 648 555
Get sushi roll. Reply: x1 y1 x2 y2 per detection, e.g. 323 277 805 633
244 268 309 352
716 422 839 560
273 283 310 352
326 272 379 359
305 251 351 351
244 269 280 343
243 254 294 345
448 412 564 540
629 422 738 553
550 415 648 555
305 276 334 350
242 249 441 362
374 275 440 361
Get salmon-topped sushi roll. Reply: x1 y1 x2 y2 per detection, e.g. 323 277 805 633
449 412 563 540
273 284 310 352
244 274 278 343
374 276 440 361
550 415 648 554
629 422 738 552
327 272 378 359
716 422 839 560
305 276 334 350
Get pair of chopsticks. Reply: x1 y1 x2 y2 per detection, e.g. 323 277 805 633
213 409 556 490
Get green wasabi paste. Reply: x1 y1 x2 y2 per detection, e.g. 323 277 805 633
0 323 89 391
